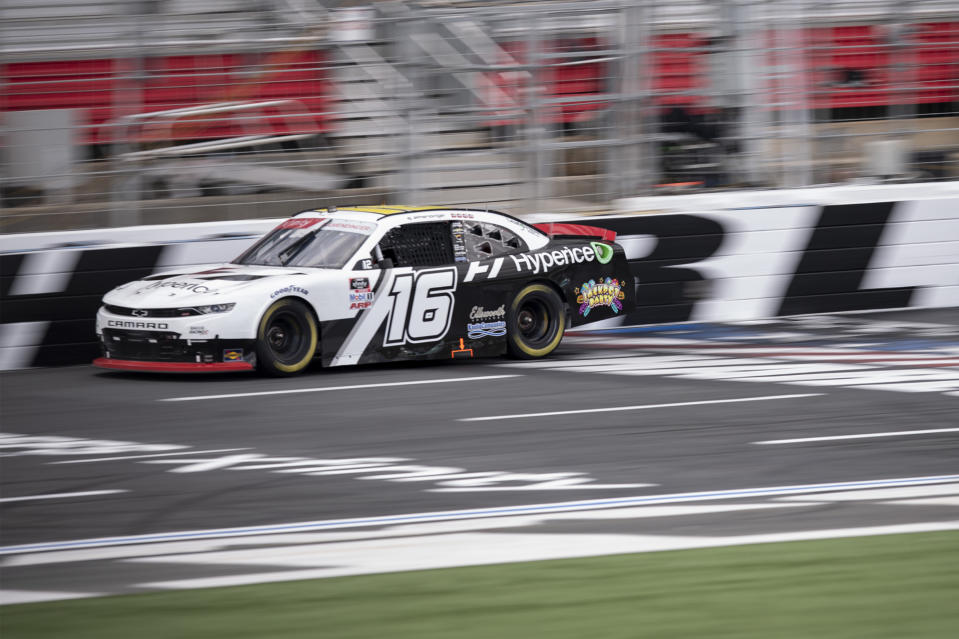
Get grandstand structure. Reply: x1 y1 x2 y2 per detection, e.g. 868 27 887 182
1 0 957 230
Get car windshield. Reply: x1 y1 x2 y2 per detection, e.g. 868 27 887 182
233 218 376 268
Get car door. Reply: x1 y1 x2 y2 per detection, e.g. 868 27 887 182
328 221 460 366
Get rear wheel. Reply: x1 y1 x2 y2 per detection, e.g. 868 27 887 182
507 283 566 359
256 298 317 376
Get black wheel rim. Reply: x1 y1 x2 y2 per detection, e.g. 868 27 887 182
266 310 306 363
516 297 556 348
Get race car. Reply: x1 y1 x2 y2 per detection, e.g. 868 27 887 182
94 206 633 375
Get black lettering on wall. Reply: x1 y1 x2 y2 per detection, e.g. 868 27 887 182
0 245 165 367
601 215 726 324
777 202 915 315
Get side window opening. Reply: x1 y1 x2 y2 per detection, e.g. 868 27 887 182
378 221 454 268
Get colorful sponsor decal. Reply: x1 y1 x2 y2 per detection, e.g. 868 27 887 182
278 217 323 230
271 285 309 299
590 242 614 264
223 349 243 361
349 277 373 310
467 320 507 339
143 280 216 295
576 277 625 316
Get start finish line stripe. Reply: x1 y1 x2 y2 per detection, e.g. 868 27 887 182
459 393 823 421
159 374 521 402
4 474 959 555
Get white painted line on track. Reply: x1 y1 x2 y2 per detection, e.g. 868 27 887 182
3 473 957 555
0 590 106 605
0 490 128 504
132 520 959 593
159 374 522 402
459 393 823 422
754 428 959 445
50 448 253 464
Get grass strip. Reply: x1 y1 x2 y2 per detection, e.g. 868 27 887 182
3 531 958 639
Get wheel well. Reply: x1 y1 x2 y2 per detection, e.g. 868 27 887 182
526 279 570 324
269 296 321 358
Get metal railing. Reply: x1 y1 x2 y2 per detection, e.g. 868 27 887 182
1 0 956 232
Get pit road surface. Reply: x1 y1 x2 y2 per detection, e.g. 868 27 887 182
2 308 958 602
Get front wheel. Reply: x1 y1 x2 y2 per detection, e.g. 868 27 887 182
507 283 566 359
256 298 318 376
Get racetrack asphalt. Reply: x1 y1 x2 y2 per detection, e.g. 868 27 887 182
2 308 958 600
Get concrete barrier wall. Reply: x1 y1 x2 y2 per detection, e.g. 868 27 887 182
2 193 957 369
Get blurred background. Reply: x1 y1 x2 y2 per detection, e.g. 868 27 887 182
1 0 956 232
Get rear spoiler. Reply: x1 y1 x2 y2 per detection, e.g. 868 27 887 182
533 223 616 243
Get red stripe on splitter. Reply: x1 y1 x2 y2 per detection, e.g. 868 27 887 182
93 358 254 373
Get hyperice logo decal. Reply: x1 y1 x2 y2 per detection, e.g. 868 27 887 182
590 242 614 264
577 278 625 316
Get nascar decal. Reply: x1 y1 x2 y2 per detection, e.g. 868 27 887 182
467 305 507 339
577 277 625 316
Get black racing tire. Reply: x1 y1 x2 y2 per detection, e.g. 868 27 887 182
507 283 566 359
255 298 318 376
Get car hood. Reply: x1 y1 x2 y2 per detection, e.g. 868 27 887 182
103 264 317 306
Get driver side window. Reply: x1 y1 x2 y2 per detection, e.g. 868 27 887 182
377 222 454 268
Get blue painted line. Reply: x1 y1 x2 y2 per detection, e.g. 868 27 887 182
2 474 957 555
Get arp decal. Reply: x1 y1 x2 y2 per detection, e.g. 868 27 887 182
576 277 625 316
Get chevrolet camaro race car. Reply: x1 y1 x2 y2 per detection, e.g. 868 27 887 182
94 206 633 375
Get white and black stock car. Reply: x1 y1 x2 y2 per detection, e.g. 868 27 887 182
94 206 633 375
